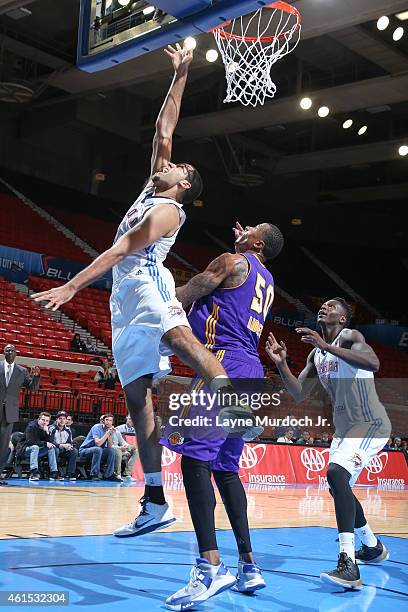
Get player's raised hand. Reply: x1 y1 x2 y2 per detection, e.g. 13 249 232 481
265 332 287 365
164 43 193 72
296 327 327 350
232 221 245 241
31 284 77 311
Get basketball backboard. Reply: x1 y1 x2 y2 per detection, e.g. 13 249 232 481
77 0 265 72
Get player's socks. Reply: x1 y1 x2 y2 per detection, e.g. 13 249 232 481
113 495 176 537
165 558 236 611
339 532 355 562
144 471 166 504
231 561 266 593
355 523 377 548
145 484 166 505
355 537 389 564
320 553 362 590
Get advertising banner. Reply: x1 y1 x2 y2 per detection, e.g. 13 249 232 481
126 439 408 489
0 245 111 289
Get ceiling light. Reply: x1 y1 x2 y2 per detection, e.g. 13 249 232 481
377 15 389 30
184 36 197 50
318 106 330 118
299 97 312 110
291 218 302 225
396 11 408 21
142 5 155 15
393 26 404 41
358 125 367 135
205 49 218 62
342 119 353 129
399 145 408 156
117 0 129 6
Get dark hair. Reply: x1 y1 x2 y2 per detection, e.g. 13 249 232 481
261 224 284 261
333 297 353 326
102 413 114 421
180 165 203 204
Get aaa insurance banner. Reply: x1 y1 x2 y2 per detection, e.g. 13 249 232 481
126 439 408 488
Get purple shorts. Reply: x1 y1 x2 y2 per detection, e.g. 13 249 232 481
160 352 263 472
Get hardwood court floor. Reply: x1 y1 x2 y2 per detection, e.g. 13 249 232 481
0 481 407 540
1 482 407 611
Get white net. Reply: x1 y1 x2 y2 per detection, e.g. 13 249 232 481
212 2 301 107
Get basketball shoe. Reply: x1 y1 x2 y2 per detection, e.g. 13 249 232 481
113 496 176 537
165 558 236 611
231 561 266 592
355 538 389 564
320 553 362 589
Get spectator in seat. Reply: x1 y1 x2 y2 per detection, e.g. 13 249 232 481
110 425 138 481
0 343 40 485
116 414 135 435
16 412 59 481
401 440 407 452
383 437 393 451
277 428 294 443
84 340 109 358
66 414 76 439
314 431 330 447
50 411 78 481
70 333 87 353
94 359 117 390
392 436 402 450
79 413 120 481
296 430 314 445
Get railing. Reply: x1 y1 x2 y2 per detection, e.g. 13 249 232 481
20 389 127 420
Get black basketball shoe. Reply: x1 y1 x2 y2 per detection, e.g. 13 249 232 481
320 552 362 589
355 538 389 564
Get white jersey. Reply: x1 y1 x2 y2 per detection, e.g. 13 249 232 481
109 183 190 387
314 329 390 437
112 183 186 288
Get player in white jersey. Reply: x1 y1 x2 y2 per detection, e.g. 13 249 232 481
32 43 256 537
266 298 391 589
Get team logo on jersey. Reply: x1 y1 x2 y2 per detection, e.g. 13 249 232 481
167 432 184 446
168 306 183 317
351 451 363 468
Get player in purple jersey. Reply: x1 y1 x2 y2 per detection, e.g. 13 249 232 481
162 221 284 611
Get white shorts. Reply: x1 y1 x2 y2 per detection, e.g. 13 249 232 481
110 267 190 387
329 423 390 486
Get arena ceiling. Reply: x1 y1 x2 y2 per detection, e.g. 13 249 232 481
0 0 407 250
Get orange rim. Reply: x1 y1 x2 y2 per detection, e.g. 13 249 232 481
211 1 301 43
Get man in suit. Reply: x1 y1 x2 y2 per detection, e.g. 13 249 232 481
0 344 40 484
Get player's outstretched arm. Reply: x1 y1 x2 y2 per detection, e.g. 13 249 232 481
151 43 193 176
296 327 379 372
176 253 237 307
31 204 179 311
266 332 318 402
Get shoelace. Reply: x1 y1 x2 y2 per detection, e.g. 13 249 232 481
138 495 149 516
189 565 202 589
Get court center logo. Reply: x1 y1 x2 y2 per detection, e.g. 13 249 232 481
239 444 267 470
301 447 330 480
161 447 180 467
365 452 388 482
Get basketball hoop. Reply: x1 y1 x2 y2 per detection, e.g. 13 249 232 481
211 1 301 107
